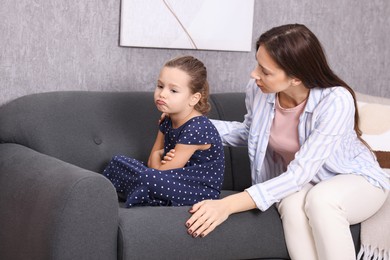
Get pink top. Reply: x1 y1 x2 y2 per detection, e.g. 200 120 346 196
269 94 307 167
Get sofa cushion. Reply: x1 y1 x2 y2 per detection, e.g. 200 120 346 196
0 91 252 192
117 191 290 260
0 92 162 174
116 189 361 259
210 93 252 191
356 92 390 169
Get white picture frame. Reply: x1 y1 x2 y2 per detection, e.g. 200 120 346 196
120 0 255 52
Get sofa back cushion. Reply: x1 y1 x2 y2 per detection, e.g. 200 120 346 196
0 92 160 174
0 91 251 191
210 93 251 191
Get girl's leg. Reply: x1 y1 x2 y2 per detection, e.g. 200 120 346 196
277 183 319 260
305 174 388 260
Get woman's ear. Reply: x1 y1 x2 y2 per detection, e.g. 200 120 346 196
291 77 302 87
190 92 201 107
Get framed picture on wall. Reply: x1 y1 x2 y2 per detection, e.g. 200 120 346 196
120 0 255 52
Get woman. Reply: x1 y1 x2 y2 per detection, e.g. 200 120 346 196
185 24 389 260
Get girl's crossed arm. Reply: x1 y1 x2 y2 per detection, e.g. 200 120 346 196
147 130 210 170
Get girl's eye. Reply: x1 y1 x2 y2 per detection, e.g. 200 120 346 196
157 84 163 89
171 89 178 93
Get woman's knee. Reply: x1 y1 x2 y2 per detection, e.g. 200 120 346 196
304 185 342 221
278 189 310 223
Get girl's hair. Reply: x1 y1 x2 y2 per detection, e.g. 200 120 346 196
256 24 368 147
164 55 211 115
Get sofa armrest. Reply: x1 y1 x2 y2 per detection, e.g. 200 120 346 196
0 143 118 260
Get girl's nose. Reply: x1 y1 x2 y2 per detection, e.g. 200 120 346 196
159 88 168 98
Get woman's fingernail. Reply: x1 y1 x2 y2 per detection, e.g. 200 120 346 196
188 229 192 234
185 222 190 227
193 232 198 238
200 233 205 238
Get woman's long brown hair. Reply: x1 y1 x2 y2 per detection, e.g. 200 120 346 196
256 24 369 148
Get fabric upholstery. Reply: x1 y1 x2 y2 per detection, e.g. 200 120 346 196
0 91 363 260
0 143 118 260
118 194 288 260
357 92 390 169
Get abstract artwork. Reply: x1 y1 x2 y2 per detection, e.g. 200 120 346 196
120 0 255 52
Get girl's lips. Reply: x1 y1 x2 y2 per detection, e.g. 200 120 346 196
156 100 166 105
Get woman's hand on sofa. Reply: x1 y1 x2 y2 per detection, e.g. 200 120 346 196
186 199 230 238
186 191 257 238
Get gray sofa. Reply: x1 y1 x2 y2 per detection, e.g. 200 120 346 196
0 91 360 260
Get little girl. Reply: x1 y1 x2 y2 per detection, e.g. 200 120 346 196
103 56 225 207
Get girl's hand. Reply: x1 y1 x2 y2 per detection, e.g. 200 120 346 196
185 199 230 238
158 113 169 124
161 149 175 164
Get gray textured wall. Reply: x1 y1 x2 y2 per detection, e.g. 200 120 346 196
1 0 389 106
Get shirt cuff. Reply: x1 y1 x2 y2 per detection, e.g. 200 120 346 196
245 184 276 211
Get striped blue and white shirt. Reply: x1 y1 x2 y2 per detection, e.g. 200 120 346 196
212 79 390 211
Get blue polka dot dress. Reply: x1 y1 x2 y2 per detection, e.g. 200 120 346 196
103 116 225 207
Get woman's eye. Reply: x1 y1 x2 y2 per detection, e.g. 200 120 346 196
256 66 268 76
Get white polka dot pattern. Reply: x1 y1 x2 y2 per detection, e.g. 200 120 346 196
103 116 225 207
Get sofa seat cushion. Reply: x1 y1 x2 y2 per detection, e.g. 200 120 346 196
116 188 362 260
116 191 289 260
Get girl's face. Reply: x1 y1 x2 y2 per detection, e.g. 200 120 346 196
154 67 199 116
250 45 295 94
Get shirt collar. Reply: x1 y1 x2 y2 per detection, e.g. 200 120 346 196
305 88 324 113
265 88 322 113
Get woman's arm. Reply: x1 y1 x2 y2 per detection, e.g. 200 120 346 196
209 80 258 147
186 191 256 238
210 120 249 147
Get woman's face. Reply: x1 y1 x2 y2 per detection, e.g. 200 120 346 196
250 45 294 93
